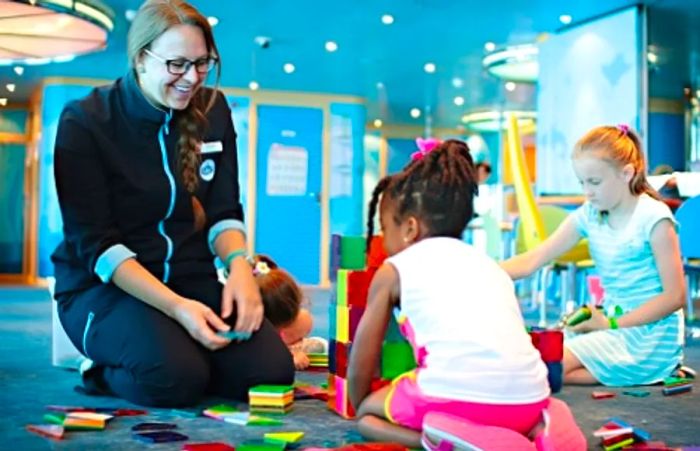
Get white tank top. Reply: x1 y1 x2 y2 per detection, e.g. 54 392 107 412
387 237 550 404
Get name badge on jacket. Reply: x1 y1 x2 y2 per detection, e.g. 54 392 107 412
200 141 223 154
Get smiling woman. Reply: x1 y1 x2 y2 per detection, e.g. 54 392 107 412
50 0 294 408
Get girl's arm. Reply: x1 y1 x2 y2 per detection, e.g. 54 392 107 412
348 263 398 410
572 220 686 332
501 216 583 280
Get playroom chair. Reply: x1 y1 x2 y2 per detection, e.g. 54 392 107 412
505 113 593 326
676 195 700 322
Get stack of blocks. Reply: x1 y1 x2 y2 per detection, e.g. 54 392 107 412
248 385 294 415
528 327 563 393
328 234 416 418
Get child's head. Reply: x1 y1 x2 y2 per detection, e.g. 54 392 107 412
366 139 479 256
476 161 492 184
250 255 303 329
279 308 313 346
572 125 659 210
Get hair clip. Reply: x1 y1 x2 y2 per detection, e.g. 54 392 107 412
616 124 630 136
411 137 442 161
253 261 271 276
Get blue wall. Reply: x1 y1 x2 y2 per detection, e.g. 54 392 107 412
38 84 94 277
648 112 685 171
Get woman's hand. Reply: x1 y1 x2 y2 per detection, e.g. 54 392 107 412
221 256 264 333
569 305 610 333
172 298 231 350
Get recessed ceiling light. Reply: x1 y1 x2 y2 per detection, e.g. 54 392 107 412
325 41 338 52
484 42 496 52
249 81 259 91
207 16 219 27
505 81 516 91
53 54 75 63
647 52 658 64
451 77 464 88
559 14 572 25
381 14 394 25
283 63 295 74
376 82 385 89
6 83 15 92
0 98 7 106
453 96 464 106
13 66 24 76
424 62 436 74
410 108 421 119
373 119 383 128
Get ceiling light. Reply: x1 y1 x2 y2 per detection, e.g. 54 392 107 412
53 54 75 63
559 14 572 25
325 41 338 52
0 98 7 106
461 110 536 132
453 96 465 106
13 66 24 76
6 84 16 93
249 81 259 91
0 0 113 66
410 108 421 119
505 81 516 91
283 63 296 74
376 82 385 89
381 14 394 25
482 43 539 82
373 119 383 128
207 16 219 26
451 77 464 88
647 52 658 64
125 9 137 21
484 42 496 52
424 62 436 74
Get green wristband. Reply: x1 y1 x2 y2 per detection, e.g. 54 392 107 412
608 317 619 330
223 249 247 277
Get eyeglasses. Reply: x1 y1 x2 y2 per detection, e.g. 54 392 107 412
144 48 217 75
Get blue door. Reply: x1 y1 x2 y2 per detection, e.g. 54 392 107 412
255 106 323 284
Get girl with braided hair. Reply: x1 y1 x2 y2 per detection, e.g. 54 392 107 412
52 0 293 407
348 139 553 446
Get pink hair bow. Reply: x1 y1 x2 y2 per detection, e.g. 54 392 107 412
616 124 630 135
411 137 442 161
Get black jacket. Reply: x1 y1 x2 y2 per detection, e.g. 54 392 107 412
52 70 244 297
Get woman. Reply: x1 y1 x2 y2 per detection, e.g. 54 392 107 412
52 0 294 407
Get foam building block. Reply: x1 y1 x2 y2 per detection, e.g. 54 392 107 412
528 329 564 393
249 385 294 415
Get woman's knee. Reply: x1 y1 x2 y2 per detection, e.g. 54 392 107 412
129 354 210 407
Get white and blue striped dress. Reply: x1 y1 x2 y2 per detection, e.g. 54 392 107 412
566 194 684 386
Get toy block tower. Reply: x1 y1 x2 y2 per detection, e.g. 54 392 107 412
528 328 563 393
328 234 416 418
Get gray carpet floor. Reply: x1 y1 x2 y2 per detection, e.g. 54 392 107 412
1 286 699 450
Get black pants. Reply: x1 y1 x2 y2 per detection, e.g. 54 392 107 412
57 273 295 407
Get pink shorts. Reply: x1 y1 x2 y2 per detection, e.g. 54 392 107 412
385 372 549 433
